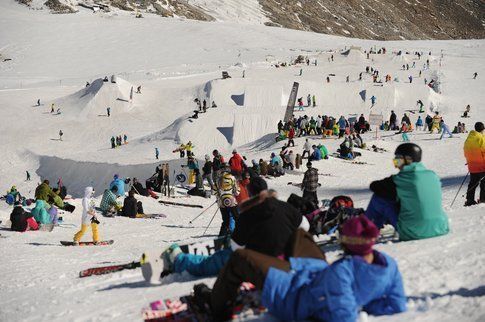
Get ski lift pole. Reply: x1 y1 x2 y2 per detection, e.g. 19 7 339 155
189 200 217 224
450 172 469 207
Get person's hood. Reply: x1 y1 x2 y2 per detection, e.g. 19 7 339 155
84 186 94 198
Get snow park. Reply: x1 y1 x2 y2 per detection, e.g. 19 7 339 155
0 1 484 321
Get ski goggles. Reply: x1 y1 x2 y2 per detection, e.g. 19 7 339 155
393 156 405 168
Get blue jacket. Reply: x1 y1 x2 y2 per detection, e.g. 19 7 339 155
262 251 406 322
338 117 347 128
415 118 423 126
109 178 126 196
311 148 322 160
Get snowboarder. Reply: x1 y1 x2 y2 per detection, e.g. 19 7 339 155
136 85 142 94
37 99 41 106
26 171 31 181
473 72 478 79
439 120 453 139
123 134 127 144
417 100 424 113
217 165 240 236
462 104 471 118
463 122 485 206
346 75 349 83
155 147 159 160
58 130 63 141
107 107 110 117
370 95 376 107
73 187 99 245
365 143 449 240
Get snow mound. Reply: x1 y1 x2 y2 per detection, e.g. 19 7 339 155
54 77 134 119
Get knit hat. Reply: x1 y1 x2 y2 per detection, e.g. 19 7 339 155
340 215 379 256
475 122 484 132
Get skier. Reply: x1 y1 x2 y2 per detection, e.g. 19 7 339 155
26 171 31 181
51 103 55 113
302 161 319 206
37 99 41 106
193 215 406 321
58 130 63 141
136 85 142 93
365 143 449 240
107 107 110 117
155 147 159 160
217 165 240 236
370 95 376 107
73 187 99 244
463 122 485 206
439 120 453 139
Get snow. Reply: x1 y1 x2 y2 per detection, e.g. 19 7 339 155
0 0 484 321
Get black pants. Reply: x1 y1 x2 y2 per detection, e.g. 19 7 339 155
302 150 310 159
287 139 295 147
210 229 325 320
303 190 318 207
466 172 485 203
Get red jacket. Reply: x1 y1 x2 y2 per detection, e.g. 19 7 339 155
229 153 244 174
236 178 250 204
288 128 295 139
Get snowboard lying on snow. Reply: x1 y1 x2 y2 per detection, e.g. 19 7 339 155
158 200 203 208
142 282 266 322
78 237 228 278
60 240 114 246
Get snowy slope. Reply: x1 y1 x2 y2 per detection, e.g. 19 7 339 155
0 1 485 321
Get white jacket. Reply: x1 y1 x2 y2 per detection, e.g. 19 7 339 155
81 186 96 225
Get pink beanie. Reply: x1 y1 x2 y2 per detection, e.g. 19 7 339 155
340 215 379 255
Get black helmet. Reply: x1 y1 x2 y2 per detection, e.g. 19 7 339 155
395 143 422 163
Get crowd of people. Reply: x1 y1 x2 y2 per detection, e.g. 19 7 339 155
110 134 128 149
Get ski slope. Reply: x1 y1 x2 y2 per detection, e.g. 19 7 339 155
0 1 484 321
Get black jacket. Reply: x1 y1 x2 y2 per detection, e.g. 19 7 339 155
370 176 397 200
202 161 212 175
232 192 302 257
122 196 138 218
10 206 30 232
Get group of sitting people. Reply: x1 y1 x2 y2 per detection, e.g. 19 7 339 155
140 142 449 321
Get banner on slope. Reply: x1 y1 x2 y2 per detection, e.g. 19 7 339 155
284 82 299 122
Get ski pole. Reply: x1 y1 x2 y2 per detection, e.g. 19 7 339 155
202 207 220 236
450 172 469 207
189 200 217 224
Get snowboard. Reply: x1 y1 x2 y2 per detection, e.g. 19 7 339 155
79 261 141 278
60 240 114 246
142 283 266 322
39 223 55 232
159 200 203 208
141 237 229 283
137 213 167 219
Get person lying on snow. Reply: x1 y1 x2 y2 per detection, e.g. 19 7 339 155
365 143 449 241
193 215 407 321
10 202 39 232
140 177 309 283
121 190 144 218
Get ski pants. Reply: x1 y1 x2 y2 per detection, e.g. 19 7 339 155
466 172 485 204
301 150 310 159
440 127 453 139
430 123 440 133
173 248 232 277
74 223 99 242
219 207 237 236
365 194 399 229
210 229 326 320
202 174 215 190
402 132 409 141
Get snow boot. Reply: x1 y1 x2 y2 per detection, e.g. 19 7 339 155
141 244 181 284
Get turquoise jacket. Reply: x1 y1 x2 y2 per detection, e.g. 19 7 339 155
393 162 449 241
31 200 51 224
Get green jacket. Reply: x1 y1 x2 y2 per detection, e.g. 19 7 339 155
393 162 449 241
35 183 55 203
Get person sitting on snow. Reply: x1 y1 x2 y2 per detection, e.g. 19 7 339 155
141 178 309 283
309 145 322 161
10 202 38 232
192 215 407 321
110 174 129 197
31 199 52 225
365 143 449 241
100 185 120 217
187 168 207 198
121 190 144 218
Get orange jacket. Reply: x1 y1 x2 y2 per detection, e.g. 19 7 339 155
464 130 485 173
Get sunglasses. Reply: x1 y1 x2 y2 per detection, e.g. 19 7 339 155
393 156 405 168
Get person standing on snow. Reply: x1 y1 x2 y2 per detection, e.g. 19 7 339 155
307 94 311 107
370 95 376 107
287 127 295 147
463 122 485 206
228 149 245 178
212 149 225 189
365 143 449 241
155 147 159 160
111 136 115 149
302 161 319 206
312 95 316 107
26 171 31 181
73 187 99 245
107 107 111 117
430 112 442 133
415 116 424 131
217 165 240 236
59 130 63 141
202 154 215 191
302 139 311 159
389 110 397 130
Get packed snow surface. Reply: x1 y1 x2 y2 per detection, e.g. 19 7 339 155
0 1 484 321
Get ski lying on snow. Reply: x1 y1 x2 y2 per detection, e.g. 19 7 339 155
158 200 203 208
79 261 141 278
60 240 114 246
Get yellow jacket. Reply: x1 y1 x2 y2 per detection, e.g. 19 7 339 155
464 130 485 173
